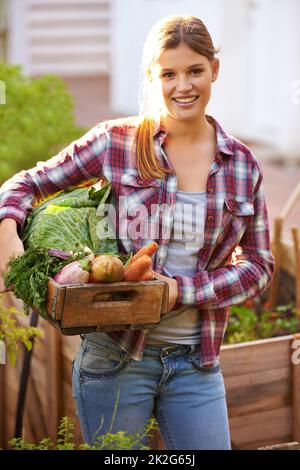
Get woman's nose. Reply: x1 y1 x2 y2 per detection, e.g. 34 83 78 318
176 75 193 92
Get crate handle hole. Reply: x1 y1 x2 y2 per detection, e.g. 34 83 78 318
93 290 138 302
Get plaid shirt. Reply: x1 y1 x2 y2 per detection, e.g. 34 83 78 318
0 115 274 365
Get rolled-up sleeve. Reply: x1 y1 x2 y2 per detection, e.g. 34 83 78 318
0 125 108 232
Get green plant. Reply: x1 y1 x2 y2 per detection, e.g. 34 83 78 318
0 296 43 364
224 302 300 344
224 304 258 344
0 63 87 183
8 416 158 450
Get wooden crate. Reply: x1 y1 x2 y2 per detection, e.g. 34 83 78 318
45 278 169 335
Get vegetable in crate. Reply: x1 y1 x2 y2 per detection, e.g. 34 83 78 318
21 182 118 254
124 255 154 281
54 260 90 285
3 247 90 318
89 255 125 283
125 242 158 270
124 242 158 281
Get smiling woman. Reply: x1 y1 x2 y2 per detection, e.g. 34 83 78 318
0 14 274 450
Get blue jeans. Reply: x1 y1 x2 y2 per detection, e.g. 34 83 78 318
72 332 231 450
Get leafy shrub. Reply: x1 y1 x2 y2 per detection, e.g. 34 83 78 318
224 302 300 344
8 416 158 450
0 63 87 183
0 296 43 364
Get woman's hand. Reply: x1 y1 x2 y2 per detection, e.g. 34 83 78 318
152 271 179 312
0 219 24 293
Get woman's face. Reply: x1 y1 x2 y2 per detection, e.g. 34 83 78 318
151 42 219 123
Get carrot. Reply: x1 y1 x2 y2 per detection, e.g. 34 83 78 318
126 242 158 271
139 269 155 281
123 255 152 281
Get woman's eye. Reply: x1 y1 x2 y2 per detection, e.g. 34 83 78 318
161 72 174 79
190 68 204 75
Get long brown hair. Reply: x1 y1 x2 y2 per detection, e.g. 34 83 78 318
134 15 219 181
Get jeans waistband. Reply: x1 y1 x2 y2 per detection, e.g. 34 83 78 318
143 343 196 358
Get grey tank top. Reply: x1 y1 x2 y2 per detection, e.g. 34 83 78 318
146 190 207 345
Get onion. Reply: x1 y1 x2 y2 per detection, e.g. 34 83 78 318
54 261 90 285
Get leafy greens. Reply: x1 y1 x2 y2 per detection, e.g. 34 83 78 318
3 247 76 318
21 182 118 254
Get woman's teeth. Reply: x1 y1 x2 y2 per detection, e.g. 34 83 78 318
173 96 198 104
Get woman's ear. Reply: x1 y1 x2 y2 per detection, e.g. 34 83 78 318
211 59 220 82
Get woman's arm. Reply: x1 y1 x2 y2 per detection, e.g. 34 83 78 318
0 218 24 292
0 124 108 234
172 166 275 309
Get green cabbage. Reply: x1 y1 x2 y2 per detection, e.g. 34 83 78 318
21 183 118 254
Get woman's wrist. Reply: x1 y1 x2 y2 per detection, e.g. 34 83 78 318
0 218 18 233
152 271 179 311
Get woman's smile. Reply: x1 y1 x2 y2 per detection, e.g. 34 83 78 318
172 95 199 106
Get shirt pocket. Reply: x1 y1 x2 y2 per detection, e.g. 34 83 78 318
120 173 161 216
220 199 254 242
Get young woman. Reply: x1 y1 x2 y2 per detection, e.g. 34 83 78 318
0 15 274 449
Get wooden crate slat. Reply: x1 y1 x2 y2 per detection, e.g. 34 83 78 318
230 406 292 444
220 335 293 376
225 366 291 416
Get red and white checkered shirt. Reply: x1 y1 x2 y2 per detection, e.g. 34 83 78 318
0 115 274 365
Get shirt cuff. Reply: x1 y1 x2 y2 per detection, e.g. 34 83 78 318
0 208 27 234
173 271 216 307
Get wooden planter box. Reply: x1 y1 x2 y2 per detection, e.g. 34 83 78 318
221 333 300 449
45 278 169 335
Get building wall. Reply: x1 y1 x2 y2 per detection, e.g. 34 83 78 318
7 0 111 76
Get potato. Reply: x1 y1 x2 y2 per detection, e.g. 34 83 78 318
89 255 125 283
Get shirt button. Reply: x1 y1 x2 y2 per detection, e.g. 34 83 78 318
207 188 214 194
137 178 144 185
216 154 222 161
207 215 214 222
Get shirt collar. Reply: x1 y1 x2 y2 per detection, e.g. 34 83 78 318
153 115 235 156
